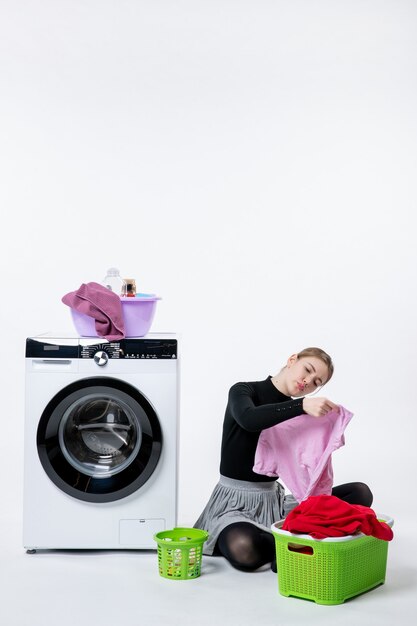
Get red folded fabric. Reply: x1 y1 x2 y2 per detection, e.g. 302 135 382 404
282 495 393 541
62 282 125 341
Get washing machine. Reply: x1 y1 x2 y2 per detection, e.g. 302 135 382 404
23 332 179 551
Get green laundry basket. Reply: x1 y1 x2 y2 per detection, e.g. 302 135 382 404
271 514 393 605
154 528 209 580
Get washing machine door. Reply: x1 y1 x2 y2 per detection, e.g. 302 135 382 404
37 377 162 503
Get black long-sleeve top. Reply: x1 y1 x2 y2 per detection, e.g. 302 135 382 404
219 377 306 482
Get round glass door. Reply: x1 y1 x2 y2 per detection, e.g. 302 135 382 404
58 393 142 478
37 378 162 503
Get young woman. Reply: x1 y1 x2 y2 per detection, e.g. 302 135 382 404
194 347 372 572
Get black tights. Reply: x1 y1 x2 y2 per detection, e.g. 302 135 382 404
215 482 373 572
216 521 276 572
331 481 373 507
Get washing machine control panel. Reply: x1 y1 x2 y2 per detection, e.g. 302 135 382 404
26 337 177 359
80 339 177 360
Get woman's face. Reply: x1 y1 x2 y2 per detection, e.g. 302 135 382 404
285 355 330 397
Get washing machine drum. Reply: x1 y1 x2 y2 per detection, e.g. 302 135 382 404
37 378 162 502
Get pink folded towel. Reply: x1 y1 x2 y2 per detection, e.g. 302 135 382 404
62 282 125 341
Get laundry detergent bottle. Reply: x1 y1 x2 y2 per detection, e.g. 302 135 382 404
102 268 127 296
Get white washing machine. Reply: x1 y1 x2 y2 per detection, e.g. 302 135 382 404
23 332 179 551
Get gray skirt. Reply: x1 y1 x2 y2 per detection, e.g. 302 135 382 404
193 475 298 555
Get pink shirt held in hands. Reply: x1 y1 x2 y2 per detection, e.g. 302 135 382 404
253 406 353 503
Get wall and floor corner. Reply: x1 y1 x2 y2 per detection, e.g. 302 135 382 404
0 1 416 625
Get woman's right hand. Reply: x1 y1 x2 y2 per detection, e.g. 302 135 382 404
302 397 339 417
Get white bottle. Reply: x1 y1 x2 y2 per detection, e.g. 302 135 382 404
102 268 127 296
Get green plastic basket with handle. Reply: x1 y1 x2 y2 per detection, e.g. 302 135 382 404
271 514 394 605
154 528 209 580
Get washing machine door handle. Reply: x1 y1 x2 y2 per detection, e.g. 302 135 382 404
93 350 109 366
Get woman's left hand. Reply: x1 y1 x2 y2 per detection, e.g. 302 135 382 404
302 397 339 418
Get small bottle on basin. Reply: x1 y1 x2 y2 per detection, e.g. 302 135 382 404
102 268 127 296
123 279 137 297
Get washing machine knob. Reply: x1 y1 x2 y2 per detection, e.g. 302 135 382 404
94 350 109 366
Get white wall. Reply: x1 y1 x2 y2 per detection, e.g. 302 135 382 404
1 0 416 528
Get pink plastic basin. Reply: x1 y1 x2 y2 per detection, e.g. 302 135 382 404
70 296 160 338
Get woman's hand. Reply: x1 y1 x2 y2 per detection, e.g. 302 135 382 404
302 397 339 417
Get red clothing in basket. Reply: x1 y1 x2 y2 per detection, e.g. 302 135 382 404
282 495 393 541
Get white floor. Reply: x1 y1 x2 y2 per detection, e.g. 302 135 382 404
1 508 416 626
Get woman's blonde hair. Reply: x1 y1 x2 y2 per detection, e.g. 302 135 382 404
296 347 334 383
